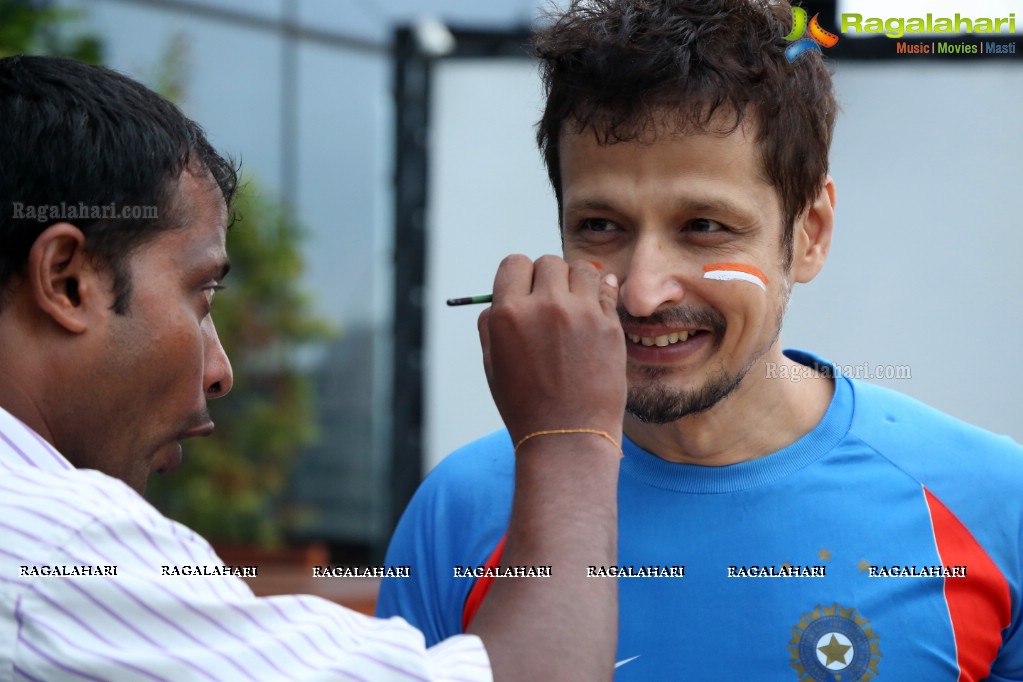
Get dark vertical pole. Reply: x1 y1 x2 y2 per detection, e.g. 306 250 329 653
280 0 298 208
389 27 431 533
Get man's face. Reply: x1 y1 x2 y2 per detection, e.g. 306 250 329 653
560 121 790 423
73 170 233 491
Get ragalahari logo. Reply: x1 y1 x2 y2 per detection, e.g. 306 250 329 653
784 7 839 62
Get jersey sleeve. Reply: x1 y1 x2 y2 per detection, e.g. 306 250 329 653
9 472 492 681
376 431 516 647
849 380 1023 679
983 497 1023 681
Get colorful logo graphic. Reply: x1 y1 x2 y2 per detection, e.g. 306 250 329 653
789 603 881 681
784 7 839 62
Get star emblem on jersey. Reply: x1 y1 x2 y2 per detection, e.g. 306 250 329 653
789 603 880 681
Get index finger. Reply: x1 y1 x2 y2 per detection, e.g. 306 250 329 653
567 259 602 297
492 254 534 303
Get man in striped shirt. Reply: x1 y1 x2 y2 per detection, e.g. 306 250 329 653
0 55 625 681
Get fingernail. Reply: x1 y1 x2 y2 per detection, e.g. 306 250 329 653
604 273 618 287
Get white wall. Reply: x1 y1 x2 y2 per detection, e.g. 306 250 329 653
424 60 560 470
424 57 1023 471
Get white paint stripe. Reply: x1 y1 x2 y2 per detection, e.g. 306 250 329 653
703 270 767 291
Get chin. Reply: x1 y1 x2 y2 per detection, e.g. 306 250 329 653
626 367 746 424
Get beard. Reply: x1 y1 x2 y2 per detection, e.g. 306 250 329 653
627 363 745 423
622 295 786 425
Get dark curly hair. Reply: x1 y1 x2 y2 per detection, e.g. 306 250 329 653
533 0 837 262
0 55 239 312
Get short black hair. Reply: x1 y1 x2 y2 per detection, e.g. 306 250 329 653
0 55 238 312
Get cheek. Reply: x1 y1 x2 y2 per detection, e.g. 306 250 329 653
152 320 208 390
698 277 777 341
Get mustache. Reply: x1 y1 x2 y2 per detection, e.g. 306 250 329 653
618 305 727 336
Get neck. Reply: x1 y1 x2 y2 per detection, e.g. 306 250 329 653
0 370 53 444
0 314 60 446
623 348 833 466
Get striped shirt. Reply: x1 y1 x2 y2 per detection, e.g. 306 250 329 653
0 406 491 681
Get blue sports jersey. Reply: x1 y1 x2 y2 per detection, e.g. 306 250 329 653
378 350 1023 680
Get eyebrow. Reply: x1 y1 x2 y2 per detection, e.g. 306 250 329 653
565 195 756 222
675 197 755 221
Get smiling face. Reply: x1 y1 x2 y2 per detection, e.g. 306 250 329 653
560 120 794 424
59 169 234 492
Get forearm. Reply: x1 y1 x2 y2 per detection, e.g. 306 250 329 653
469 432 620 682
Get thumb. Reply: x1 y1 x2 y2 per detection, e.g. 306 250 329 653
598 273 620 318
477 306 494 385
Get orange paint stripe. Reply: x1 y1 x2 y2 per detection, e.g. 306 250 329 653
703 262 769 285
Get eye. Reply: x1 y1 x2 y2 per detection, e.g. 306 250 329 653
688 218 724 233
584 218 620 233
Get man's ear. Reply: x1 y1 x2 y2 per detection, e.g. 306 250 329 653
790 175 836 284
26 223 106 333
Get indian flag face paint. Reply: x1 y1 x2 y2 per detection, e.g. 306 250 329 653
703 262 769 291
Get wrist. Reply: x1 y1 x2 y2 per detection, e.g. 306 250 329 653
514 428 623 458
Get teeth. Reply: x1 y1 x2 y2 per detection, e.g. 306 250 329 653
629 331 693 347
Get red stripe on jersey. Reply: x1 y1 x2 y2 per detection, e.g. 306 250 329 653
924 486 1011 681
461 535 506 631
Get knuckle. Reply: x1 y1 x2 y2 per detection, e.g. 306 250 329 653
568 258 599 274
534 254 566 270
489 300 522 326
534 253 563 265
500 253 530 269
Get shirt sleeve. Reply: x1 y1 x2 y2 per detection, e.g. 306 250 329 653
988 566 1023 681
376 432 515 646
11 491 492 682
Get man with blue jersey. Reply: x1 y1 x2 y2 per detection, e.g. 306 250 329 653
377 0 1023 679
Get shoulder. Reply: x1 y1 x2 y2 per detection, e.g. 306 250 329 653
378 431 515 635
419 429 516 504
844 377 1023 545
389 429 515 559
0 464 217 573
2 464 153 533
847 377 1023 478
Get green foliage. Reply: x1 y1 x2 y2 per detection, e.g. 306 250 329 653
0 0 103 62
147 184 334 546
148 31 191 108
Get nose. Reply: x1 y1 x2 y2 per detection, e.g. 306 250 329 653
203 318 233 398
618 235 686 318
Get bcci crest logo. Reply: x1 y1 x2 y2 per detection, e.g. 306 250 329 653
784 7 839 62
789 604 881 681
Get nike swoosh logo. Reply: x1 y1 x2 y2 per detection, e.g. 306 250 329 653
615 655 640 668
